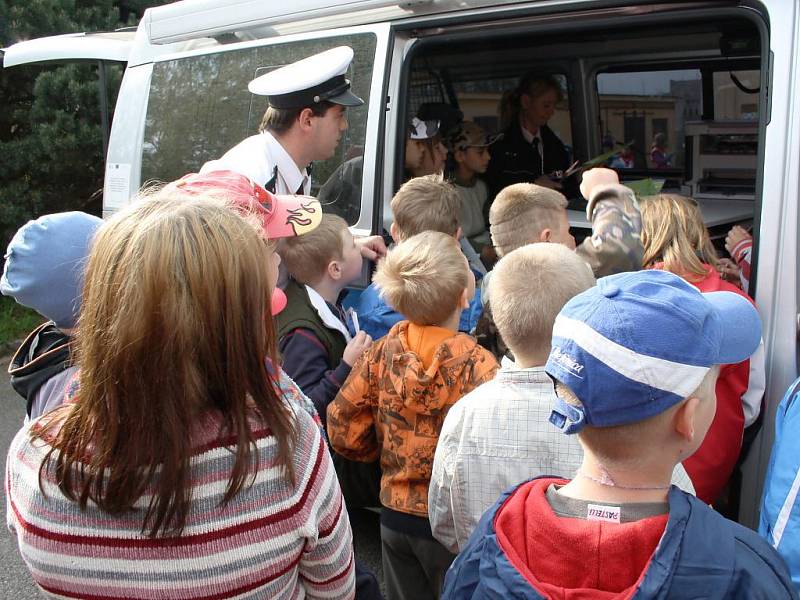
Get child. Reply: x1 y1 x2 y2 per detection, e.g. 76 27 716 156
406 117 448 179
357 175 484 338
167 169 383 599
443 269 795 599
277 213 372 423
430 243 694 553
328 231 499 600
640 193 765 505
476 168 643 359
1 211 102 421
7 193 356 599
445 121 499 262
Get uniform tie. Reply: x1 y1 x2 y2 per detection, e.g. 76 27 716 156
531 136 544 174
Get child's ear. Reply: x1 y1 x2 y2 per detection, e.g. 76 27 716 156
455 226 463 241
539 228 552 242
390 222 401 245
459 287 471 309
674 397 700 444
328 259 342 281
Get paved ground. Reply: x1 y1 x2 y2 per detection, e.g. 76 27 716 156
0 356 383 597
0 357 42 598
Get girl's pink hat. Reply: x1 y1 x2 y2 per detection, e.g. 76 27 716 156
167 170 323 315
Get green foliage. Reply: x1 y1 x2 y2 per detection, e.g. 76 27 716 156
0 296 42 348
0 0 167 253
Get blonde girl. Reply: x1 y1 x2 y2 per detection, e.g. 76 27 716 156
640 193 764 509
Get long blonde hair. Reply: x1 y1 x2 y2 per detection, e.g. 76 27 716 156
36 193 296 537
640 194 718 281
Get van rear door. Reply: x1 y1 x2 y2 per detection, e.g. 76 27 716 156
2 31 134 162
2 32 134 67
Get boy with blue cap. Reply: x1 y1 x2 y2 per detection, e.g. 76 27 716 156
1 212 102 421
442 269 796 599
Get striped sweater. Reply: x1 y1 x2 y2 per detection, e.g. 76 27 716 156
5 373 355 600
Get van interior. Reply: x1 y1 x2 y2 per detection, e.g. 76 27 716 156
402 14 762 255
398 10 763 518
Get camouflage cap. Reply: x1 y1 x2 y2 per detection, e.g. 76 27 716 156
445 121 502 152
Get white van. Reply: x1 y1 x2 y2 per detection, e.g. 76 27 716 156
4 0 798 526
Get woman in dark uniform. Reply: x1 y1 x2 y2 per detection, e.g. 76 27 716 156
485 73 573 203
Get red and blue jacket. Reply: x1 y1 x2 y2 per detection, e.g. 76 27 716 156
442 477 795 599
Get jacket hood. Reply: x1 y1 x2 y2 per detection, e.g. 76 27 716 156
8 322 72 410
443 477 795 599
380 321 483 415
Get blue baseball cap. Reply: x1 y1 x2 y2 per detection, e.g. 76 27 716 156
546 269 761 434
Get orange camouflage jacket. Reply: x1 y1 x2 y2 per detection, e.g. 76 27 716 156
327 321 499 518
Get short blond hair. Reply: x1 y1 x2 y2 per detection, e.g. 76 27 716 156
640 194 718 281
391 175 460 241
557 365 720 466
490 184 568 257
373 231 469 325
490 244 594 356
280 214 348 284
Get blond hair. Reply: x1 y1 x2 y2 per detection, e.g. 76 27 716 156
640 194 718 281
490 184 568 257
373 231 469 325
490 244 594 356
280 213 348 284
38 194 296 537
390 174 460 241
556 365 719 466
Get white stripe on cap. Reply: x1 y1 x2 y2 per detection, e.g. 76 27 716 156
552 315 709 398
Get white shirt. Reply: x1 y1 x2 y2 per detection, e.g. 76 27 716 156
200 131 310 195
428 358 696 553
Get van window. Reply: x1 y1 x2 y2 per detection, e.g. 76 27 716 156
407 70 572 146
597 69 702 171
141 33 377 224
713 70 760 120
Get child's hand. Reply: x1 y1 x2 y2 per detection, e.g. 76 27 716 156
725 225 752 255
580 168 620 199
717 258 743 288
356 235 388 261
343 330 373 367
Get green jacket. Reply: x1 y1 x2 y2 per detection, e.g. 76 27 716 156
276 279 347 368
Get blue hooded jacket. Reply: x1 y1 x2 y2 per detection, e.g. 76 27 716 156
760 376 800 593
443 478 796 599
356 277 483 340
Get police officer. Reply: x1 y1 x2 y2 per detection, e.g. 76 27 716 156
201 46 363 196
201 45 387 262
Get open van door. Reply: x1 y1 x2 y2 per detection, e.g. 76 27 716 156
2 31 134 158
2 32 134 66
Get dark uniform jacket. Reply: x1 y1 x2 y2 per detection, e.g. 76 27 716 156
485 121 571 204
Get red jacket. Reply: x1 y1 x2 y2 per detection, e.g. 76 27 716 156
683 265 761 504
